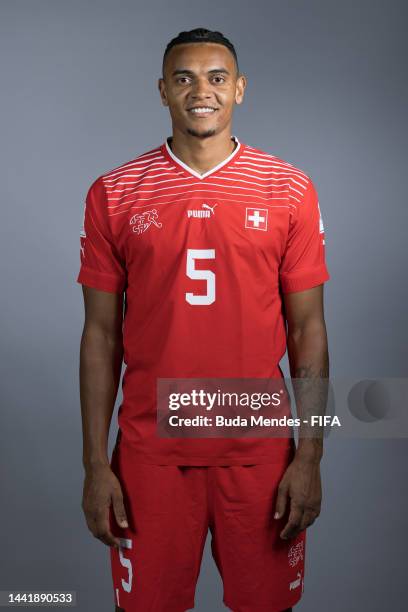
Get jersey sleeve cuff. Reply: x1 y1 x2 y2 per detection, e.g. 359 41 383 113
76 266 126 293
280 264 330 294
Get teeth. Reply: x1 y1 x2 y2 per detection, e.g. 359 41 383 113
190 107 215 113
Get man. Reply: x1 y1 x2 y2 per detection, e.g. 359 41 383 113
77 28 330 612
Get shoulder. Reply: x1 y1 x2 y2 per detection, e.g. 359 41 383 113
97 144 163 186
243 143 313 204
84 144 164 209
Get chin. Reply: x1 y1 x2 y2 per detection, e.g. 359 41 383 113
186 127 217 139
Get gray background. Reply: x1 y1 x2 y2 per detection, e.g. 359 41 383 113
1 0 407 610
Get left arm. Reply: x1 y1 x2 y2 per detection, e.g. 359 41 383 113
275 284 329 539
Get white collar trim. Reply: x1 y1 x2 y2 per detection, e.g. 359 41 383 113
165 135 241 180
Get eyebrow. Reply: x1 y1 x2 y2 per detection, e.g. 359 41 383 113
171 68 230 77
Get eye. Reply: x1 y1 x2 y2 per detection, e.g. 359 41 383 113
212 75 226 84
176 76 191 84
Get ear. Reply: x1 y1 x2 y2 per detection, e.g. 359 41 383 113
158 78 169 106
235 74 247 105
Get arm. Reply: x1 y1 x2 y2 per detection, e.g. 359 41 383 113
275 284 329 539
80 285 128 548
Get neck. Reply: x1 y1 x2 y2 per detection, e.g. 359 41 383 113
168 128 237 175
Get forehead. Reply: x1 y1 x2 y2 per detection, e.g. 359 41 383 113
164 42 235 74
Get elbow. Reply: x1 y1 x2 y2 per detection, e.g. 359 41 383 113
81 323 123 354
287 322 330 377
287 318 328 345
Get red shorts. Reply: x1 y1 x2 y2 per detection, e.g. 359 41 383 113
109 444 306 612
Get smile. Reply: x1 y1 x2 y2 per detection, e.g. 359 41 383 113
188 107 217 116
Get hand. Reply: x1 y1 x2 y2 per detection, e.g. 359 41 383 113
274 455 322 540
82 463 129 548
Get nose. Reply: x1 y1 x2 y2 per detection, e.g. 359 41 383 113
190 76 212 99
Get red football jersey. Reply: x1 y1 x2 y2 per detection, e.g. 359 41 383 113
77 135 330 465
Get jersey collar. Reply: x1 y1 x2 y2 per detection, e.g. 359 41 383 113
162 135 243 180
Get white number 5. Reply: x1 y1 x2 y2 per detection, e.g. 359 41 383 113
119 538 133 593
185 248 215 305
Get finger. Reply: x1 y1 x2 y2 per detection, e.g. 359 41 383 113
280 519 302 540
274 481 289 520
92 518 122 548
280 505 303 540
112 491 129 529
96 531 121 548
91 507 122 548
300 509 318 531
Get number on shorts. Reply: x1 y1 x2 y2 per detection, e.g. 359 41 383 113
118 538 133 593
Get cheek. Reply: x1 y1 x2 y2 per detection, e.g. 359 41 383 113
218 91 236 108
217 102 234 117
169 103 185 120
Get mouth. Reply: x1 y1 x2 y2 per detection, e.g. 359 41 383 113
187 107 218 118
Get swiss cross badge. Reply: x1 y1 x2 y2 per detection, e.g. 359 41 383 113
245 207 268 231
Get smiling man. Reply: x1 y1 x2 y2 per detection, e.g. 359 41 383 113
77 28 330 612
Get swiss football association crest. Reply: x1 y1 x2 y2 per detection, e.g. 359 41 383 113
245 207 268 231
288 541 304 568
129 209 162 235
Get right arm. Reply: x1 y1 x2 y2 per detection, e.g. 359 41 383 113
79 285 128 548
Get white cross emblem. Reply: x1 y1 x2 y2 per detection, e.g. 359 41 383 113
245 207 268 231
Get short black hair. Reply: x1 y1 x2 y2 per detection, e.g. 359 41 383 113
162 28 239 77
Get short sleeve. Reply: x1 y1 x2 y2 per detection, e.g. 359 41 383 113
76 177 126 293
279 177 330 293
